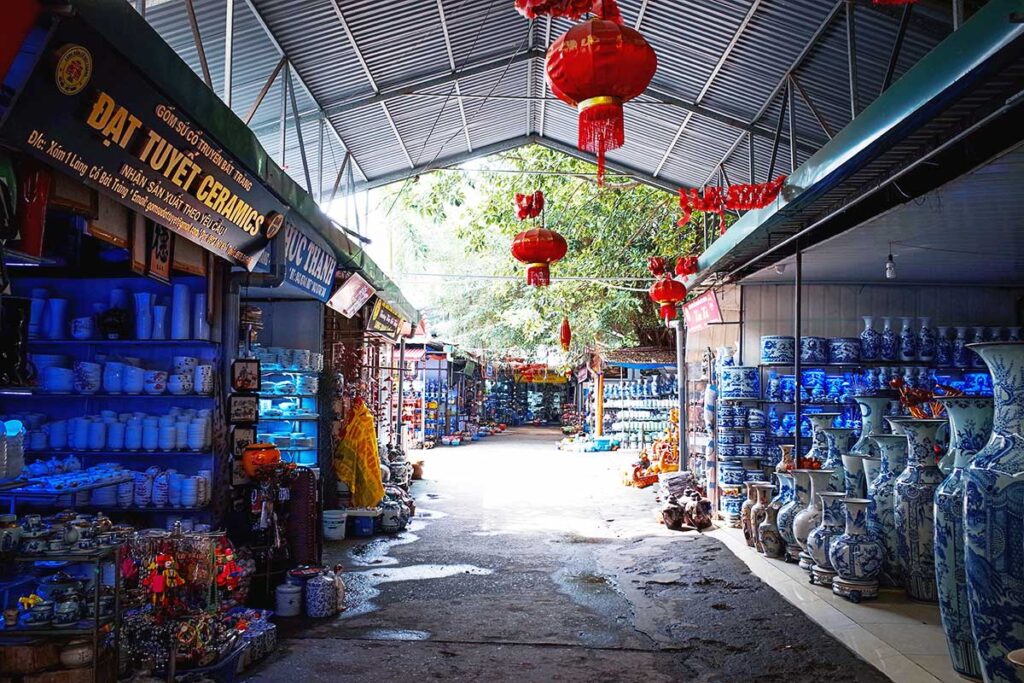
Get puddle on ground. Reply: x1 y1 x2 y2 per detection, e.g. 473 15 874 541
356 628 431 641
552 568 636 648
342 564 492 619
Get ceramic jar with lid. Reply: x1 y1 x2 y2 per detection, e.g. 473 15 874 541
305 573 336 618
275 583 302 617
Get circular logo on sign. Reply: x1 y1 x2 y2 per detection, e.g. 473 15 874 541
264 212 284 240
54 44 93 96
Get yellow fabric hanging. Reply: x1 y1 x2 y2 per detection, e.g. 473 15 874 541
333 398 384 507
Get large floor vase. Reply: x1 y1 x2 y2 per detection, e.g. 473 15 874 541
935 396 993 680
850 395 893 457
869 435 908 587
830 498 885 603
793 470 834 572
889 417 946 602
964 342 1024 683
807 492 847 586
777 471 804 563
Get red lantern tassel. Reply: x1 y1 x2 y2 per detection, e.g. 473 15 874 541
526 263 551 287
578 96 624 185
659 303 676 323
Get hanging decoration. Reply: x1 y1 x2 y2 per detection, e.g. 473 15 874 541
559 317 572 352
511 227 568 287
678 175 787 236
515 0 622 22
544 0 656 184
649 275 686 326
514 190 545 220
647 256 668 277
872 0 916 5
675 255 699 278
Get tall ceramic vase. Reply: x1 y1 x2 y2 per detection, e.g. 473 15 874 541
830 499 885 603
750 484 773 554
778 471 803 563
805 413 840 466
841 454 867 498
870 434 909 587
822 427 853 492
758 503 785 559
964 342 1024 683
851 396 891 457
793 470 834 572
741 483 758 548
889 417 946 602
807 492 847 586
934 396 993 680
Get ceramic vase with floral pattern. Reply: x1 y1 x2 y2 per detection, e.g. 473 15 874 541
805 413 840 466
758 503 785 559
869 434 908 587
860 316 880 361
851 396 891 457
934 396 993 680
741 483 758 548
793 470 834 572
750 484 774 554
830 498 885 603
822 427 853 492
964 342 1024 683
777 471 803 562
889 417 946 602
808 492 847 586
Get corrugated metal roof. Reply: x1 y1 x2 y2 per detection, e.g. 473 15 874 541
139 0 953 196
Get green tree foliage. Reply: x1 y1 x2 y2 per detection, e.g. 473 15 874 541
380 145 704 358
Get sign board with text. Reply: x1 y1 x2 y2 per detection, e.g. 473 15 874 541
283 223 336 302
365 297 402 339
326 272 374 317
682 289 723 332
0 17 284 268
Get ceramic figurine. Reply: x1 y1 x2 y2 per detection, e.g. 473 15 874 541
899 317 917 362
934 396 993 680
793 469 834 572
918 317 935 362
779 470 810 563
889 417 946 602
964 342 1024 683
830 498 885 603
869 434 908 587
850 396 890 456
807 492 847 586
860 316 880 361
880 317 898 362
935 326 953 368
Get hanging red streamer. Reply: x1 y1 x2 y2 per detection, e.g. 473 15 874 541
514 0 622 23
677 186 728 235
514 190 545 220
647 256 667 277
674 255 698 278
678 176 787 236
725 175 787 211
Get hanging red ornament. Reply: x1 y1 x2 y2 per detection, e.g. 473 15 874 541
559 317 572 352
678 185 728 235
511 227 568 287
647 256 667 277
649 275 686 326
514 190 545 220
545 2 656 185
675 255 699 278
515 0 621 22
872 0 916 4
725 175 786 212
678 176 787 237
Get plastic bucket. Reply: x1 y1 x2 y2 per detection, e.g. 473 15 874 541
323 510 348 541
345 509 377 538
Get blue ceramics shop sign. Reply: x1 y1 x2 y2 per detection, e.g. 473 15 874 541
0 17 285 269
283 224 336 302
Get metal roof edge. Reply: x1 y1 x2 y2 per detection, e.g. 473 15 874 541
68 0 418 323
683 0 1024 291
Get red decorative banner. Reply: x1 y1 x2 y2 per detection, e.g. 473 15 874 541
682 290 722 332
678 176 787 236
514 0 622 23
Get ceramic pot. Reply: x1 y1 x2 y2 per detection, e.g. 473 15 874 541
720 366 760 400
828 337 861 365
779 470 808 562
934 396 994 679
850 395 891 456
305 574 337 618
718 460 745 487
889 417 946 602
881 317 898 362
808 492 847 585
275 583 302 617
822 427 853 492
830 498 885 603
899 317 917 362
749 484 774 554
860 316 880 361
800 336 827 364
740 483 758 548
964 342 1024 683
793 470 834 572
841 453 867 498
242 443 281 478
918 317 936 363
758 503 786 559
804 413 840 467
760 335 795 365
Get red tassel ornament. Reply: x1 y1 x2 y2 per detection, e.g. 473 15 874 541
675 255 699 278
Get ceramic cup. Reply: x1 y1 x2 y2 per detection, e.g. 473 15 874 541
87 421 106 451
73 362 102 394
102 362 124 394
144 370 168 395
107 422 125 451
125 424 143 451
123 365 145 395
70 316 94 341
168 373 193 396
44 420 68 449
173 356 199 375
193 364 214 395
42 366 74 393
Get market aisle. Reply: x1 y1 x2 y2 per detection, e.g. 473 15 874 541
249 429 889 682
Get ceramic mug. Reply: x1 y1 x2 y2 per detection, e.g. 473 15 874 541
123 365 145 395
168 373 193 396
70 316 94 341
144 370 168 395
107 422 125 451
193 364 214 395
102 362 124 394
45 420 68 449
42 366 75 393
173 356 199 375
87 421 106 451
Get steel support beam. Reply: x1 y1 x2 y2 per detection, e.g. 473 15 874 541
748 132 755 183
793 244 802 457
789 75 798 173
539 17 551 137
244 56 285 126
634 0 650 30
882 5 913 94
435 0 472 152
952 0 965 30
847 0 860 119
288 69 314 194
279 61 288 170
223 0 234 107
184 0 213 89
534 137 686 194
767 82 789 180
329 152 351 204
317 115 325 201
791 73 834 139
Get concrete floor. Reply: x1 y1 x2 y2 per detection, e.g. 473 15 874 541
247 427 891 682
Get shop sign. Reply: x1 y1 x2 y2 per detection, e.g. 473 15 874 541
326 272 374 317
0 18 285 269
682 289 722 332
366 297 402 339
484 364 495 380
283 224 336 302
463 360 477 377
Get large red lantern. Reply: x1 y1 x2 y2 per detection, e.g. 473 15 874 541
511 227 568 287
649 276 686 325
559 317 572 352
546 11 657 183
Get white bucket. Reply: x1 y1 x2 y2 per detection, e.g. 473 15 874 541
323 510 348 541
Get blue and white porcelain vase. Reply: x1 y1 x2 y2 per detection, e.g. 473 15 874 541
758 503 786 559
720 366 760 400
805 413 840 466
899 317 918 362
934 396 993 680
778 468 807 563
862 457 882 496
828 337 861 365
869 433 908 587
793 470 834 572
760 335 795 365
889 417 946 602
964 342 1024 683
860 316 880 361
305 573 337 618
1008 326 1022 342
918 316 936 363
830 498 885 603
954 326 970 369
800 336 828 364
880 317 898 362
841 453 867 498
822 427 854 492
808 492 847 586
935 326 954 368
970 327 986 368
850 395 890 457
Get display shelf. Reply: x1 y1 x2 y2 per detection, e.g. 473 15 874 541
17 546 119 563
0 387 34 396
8 390 215 400
258 393 316 399
29 339 218 347
7 475 135 498
4 247 63 267
63 450 212 457
1 617 115 637
259 414 319 422
261 368 319 375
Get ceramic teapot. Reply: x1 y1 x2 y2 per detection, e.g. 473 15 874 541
242 443 282 478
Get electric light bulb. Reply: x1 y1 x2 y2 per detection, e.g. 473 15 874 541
885 254 896 280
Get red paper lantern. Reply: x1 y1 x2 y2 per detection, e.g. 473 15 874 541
511 227 568 287
546 15 657 183
649 276 686 325
559 318 572 352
